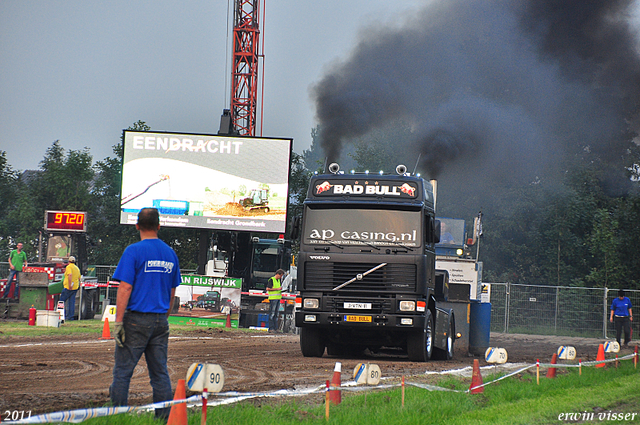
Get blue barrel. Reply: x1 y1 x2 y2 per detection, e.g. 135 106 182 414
258 313 269 328
469 301 491 356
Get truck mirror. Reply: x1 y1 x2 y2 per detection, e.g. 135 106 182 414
290 216 301 240
433 219 441 244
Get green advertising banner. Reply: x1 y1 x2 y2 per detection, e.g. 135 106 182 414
171 274 242 329
169 315 238 328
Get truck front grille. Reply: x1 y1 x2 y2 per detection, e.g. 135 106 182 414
304 262 416 292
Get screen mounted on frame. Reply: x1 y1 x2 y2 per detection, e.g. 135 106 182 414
120 131 292 233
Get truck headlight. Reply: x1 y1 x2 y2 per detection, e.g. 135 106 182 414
399 301 415 311
304 298 319 309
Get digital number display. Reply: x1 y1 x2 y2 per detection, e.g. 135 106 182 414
44 211 87 232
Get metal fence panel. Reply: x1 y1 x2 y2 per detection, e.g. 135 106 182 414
488 282 639 339
94 265 117 284
91 265 196 284
489 283 507 333
4 261 637 339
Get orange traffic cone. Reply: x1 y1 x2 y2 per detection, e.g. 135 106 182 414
100 318 113 340
329 362 342 405
596 343 606 368
546 353 557 378
225 313 231 328
470 359 483 394
167 379 188 425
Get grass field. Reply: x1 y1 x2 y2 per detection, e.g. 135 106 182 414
74 359 639 424
0 319 220 337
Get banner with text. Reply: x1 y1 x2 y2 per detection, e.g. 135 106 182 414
120 131 292 233
171 275 242 328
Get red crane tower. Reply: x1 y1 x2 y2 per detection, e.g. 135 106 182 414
227 0 262 136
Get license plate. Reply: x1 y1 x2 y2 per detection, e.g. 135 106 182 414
344 315 372 323
344 302 372 310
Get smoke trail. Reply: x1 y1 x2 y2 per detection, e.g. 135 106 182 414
312 0 640 182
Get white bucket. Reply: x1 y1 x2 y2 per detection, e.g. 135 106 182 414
36 310 60 327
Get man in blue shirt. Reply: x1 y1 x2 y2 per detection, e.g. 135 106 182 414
609 289 633 347
109 208 181 419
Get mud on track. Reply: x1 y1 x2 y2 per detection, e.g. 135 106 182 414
0 329 625 415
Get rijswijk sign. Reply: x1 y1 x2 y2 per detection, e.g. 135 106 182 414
102 275 242 328
169 275 242 329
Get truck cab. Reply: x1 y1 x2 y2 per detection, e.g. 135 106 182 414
294 167 455 361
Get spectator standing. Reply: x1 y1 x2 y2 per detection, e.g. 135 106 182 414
59 256 81 321
266 269 285 332
109 208 181 419
1 242 27 300
610 289 633 347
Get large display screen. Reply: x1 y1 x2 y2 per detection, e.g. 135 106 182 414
120 131 292 233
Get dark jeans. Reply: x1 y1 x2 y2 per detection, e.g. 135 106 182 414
1 270 20 298
110 311 173 419
269 299 280 330
614 316 631 345
59 288 78 321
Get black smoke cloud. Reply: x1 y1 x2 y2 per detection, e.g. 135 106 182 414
312 0 640 181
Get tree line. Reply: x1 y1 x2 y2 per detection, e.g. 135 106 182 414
1 121 639 290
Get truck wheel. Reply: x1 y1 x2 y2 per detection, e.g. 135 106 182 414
80 289 97 320
432 315 455 360
300 327 325 357
407 310 434 362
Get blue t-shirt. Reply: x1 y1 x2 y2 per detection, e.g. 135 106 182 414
611 297 632 317
113 238 181 313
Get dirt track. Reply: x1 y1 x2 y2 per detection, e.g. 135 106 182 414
0 328 632 415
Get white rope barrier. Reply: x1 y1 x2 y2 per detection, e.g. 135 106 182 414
5 352 638 424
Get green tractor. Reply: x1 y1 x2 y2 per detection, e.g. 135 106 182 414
240 189 269 212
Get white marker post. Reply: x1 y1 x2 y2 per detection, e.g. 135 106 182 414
352 363 381 385
56 301 65 324
102 305 117 322
485 347 508 364
186 363 225 393
557 346 577 360
604 341 620 353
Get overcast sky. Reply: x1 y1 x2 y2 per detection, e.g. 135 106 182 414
0 0 424 172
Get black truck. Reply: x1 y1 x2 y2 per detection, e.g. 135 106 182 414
294 165 455 361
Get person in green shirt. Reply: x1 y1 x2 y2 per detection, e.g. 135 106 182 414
1 243 28 299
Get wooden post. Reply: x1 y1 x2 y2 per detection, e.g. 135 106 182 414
325 380 330 420
401 375 405 408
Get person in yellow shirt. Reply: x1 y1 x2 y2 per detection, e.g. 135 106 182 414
266 269 285 332
59 256 81 321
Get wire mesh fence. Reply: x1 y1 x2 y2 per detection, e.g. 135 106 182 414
488 282 639 339
2 261 636 339
90 265 196 283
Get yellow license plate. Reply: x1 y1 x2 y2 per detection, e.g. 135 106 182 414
344 315 372 323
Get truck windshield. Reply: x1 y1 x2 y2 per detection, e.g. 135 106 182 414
303 207 422 247
436 217 465 247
